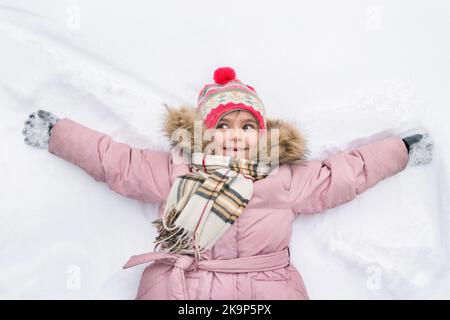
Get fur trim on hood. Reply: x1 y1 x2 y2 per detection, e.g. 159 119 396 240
162 105 308 165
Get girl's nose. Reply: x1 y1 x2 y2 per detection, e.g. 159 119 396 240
230 128 243 142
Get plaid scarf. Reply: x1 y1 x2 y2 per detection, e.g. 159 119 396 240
152 152 271 261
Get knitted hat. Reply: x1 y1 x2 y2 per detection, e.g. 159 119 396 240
196 67 266 129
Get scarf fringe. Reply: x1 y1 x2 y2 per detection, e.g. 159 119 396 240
152 206 201 255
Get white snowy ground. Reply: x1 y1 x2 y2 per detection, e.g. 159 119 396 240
0 0 449 299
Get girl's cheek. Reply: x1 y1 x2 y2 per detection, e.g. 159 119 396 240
214 131 226 155
214 131 225 146
245 132 259 159
245 131 258 148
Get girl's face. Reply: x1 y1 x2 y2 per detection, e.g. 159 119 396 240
214 110 259 160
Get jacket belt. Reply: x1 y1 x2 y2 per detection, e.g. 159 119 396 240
123 247 290 300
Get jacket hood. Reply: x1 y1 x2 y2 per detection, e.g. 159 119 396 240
162 105 309 165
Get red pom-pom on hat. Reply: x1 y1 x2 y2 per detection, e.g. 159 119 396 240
213 67 236 85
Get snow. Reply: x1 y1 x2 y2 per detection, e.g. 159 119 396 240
1 0 449 299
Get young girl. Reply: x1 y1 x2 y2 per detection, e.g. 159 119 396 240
22 67 432 300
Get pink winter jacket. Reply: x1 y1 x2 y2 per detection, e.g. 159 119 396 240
48 113 409 300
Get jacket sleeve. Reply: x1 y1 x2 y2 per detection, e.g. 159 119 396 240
48 118 172 203
288 137 409 215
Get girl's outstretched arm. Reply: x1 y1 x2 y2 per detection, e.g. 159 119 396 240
23 110 172 203
287 136 411 215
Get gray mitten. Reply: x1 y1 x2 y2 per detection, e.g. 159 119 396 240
22 109 60 149
401 130 433 166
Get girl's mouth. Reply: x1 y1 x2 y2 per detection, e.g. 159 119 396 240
223 147 248 152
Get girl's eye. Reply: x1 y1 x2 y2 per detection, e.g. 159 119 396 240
216 123 229 129
243 124 255 131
